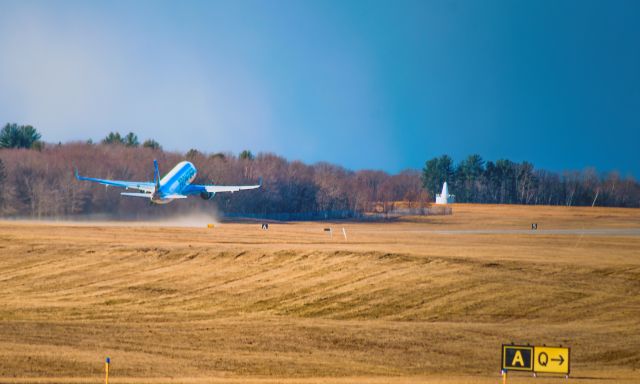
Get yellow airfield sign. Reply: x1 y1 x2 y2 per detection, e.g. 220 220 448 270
534 346 570 374
502 344 570 376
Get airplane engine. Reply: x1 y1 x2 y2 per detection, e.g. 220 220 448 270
200 191 216 200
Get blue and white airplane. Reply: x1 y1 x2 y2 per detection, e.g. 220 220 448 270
76 160 260 204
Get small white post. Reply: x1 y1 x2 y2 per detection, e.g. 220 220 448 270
342 227 347 241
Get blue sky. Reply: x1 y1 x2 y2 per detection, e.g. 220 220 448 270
0 0 638 176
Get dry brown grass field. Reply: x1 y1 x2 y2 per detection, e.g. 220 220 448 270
0 204 639 384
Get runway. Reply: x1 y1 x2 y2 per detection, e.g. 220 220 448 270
423 228 640 236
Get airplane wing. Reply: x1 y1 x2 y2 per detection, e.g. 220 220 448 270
183 179 261 195
76 169 155 193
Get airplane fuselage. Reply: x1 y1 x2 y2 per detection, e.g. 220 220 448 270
152 161 197 204
75 159 260 204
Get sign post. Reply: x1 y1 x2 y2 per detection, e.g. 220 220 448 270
105 357 110 384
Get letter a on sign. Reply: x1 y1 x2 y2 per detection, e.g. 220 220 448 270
502 345 533 372
512 351 525 367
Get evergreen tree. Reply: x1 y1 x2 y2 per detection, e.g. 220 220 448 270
0 123 42 149
124 132 139 147
455 154 485 202
239 150 254 160
421 155 454 198
102 132 124 145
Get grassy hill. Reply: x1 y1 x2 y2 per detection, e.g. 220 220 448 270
0 204 639 383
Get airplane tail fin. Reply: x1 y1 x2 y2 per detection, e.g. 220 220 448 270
153 160 160 190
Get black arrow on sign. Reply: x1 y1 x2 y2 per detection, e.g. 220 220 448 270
551 355 565 365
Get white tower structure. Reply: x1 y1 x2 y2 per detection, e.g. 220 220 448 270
435 181 454 205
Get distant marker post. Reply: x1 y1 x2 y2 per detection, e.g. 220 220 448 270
342 227 347 241
105 357 110 384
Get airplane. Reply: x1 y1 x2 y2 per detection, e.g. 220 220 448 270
75 160 261 204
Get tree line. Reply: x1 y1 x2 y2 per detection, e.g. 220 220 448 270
422 154 640 207
0 124 638 218
0 126 427 218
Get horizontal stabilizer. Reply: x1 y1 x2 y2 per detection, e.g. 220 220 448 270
162 194 188 199
121 192 152 198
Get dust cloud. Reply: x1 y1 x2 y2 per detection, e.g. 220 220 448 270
3 210 221 228
146 211 220 228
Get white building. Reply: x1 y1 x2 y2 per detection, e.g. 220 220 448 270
435 182 455 205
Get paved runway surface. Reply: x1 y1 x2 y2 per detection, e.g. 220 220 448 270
388 228 640 236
